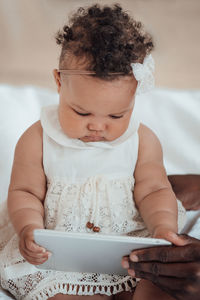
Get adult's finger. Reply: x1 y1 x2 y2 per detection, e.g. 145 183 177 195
121 256 130 269
129 261 200 278
130 237 200 263
192 205 200 210
182 193 200 209
186 201 200 210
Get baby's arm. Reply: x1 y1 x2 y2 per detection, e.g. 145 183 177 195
7 121 49 264
134 124 182 244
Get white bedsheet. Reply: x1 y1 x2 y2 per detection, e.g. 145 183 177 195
0 84 200 299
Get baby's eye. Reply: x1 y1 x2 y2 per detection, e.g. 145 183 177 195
109 115 124 119
73 109 90 116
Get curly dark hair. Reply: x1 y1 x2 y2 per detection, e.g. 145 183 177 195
55 3 154 80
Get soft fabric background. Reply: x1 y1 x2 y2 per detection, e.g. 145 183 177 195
0 0 200 90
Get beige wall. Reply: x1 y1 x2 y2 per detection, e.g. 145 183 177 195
0 0 200 90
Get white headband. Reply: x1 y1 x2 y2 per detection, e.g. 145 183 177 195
131 54 155 95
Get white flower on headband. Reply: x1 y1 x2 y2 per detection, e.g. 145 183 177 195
131 54 155 95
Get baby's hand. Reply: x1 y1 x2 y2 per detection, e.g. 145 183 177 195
152 226 186 246
19 224 50 265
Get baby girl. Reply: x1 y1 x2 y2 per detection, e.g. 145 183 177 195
0 4 185 300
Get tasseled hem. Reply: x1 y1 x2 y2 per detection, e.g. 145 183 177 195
25 279 137 300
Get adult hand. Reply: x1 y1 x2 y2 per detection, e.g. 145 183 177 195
168 174 200 210
122 235 200 300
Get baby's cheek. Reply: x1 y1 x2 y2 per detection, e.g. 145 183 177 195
109 121 129 140
65 119 86 138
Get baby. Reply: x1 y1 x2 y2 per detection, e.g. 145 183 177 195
0 4 185 300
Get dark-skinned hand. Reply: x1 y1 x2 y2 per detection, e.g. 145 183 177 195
168 174 200 210
121 234 200 300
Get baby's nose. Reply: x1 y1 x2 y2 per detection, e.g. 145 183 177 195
88 121 106 131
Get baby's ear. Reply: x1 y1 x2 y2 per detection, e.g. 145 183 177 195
53 69 61 93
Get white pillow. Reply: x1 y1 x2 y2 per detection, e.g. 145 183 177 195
135 88 200 174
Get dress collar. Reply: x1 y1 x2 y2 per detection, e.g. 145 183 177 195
41 105 139 149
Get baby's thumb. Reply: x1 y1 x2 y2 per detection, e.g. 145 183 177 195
26 239 46 252
165 231 186 246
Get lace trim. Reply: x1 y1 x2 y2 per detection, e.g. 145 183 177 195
44 176 146 234
25 279 136 299
1 269 136 300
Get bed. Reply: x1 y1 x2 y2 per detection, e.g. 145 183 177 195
0 84 200 298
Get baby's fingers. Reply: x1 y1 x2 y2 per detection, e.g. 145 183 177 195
20 248 50 265
20 237 49 258
20 240 51 265
167 232 188 246
25 238 46 253
156 231 186 246
23 245 50 259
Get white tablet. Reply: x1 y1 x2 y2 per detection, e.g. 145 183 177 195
34 229 171 275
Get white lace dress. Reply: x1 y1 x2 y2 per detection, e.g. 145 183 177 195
0 105 185 300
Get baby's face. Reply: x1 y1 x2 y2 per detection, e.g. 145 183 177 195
53 70 137 142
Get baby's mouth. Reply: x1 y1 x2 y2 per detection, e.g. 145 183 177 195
81 136 105 142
